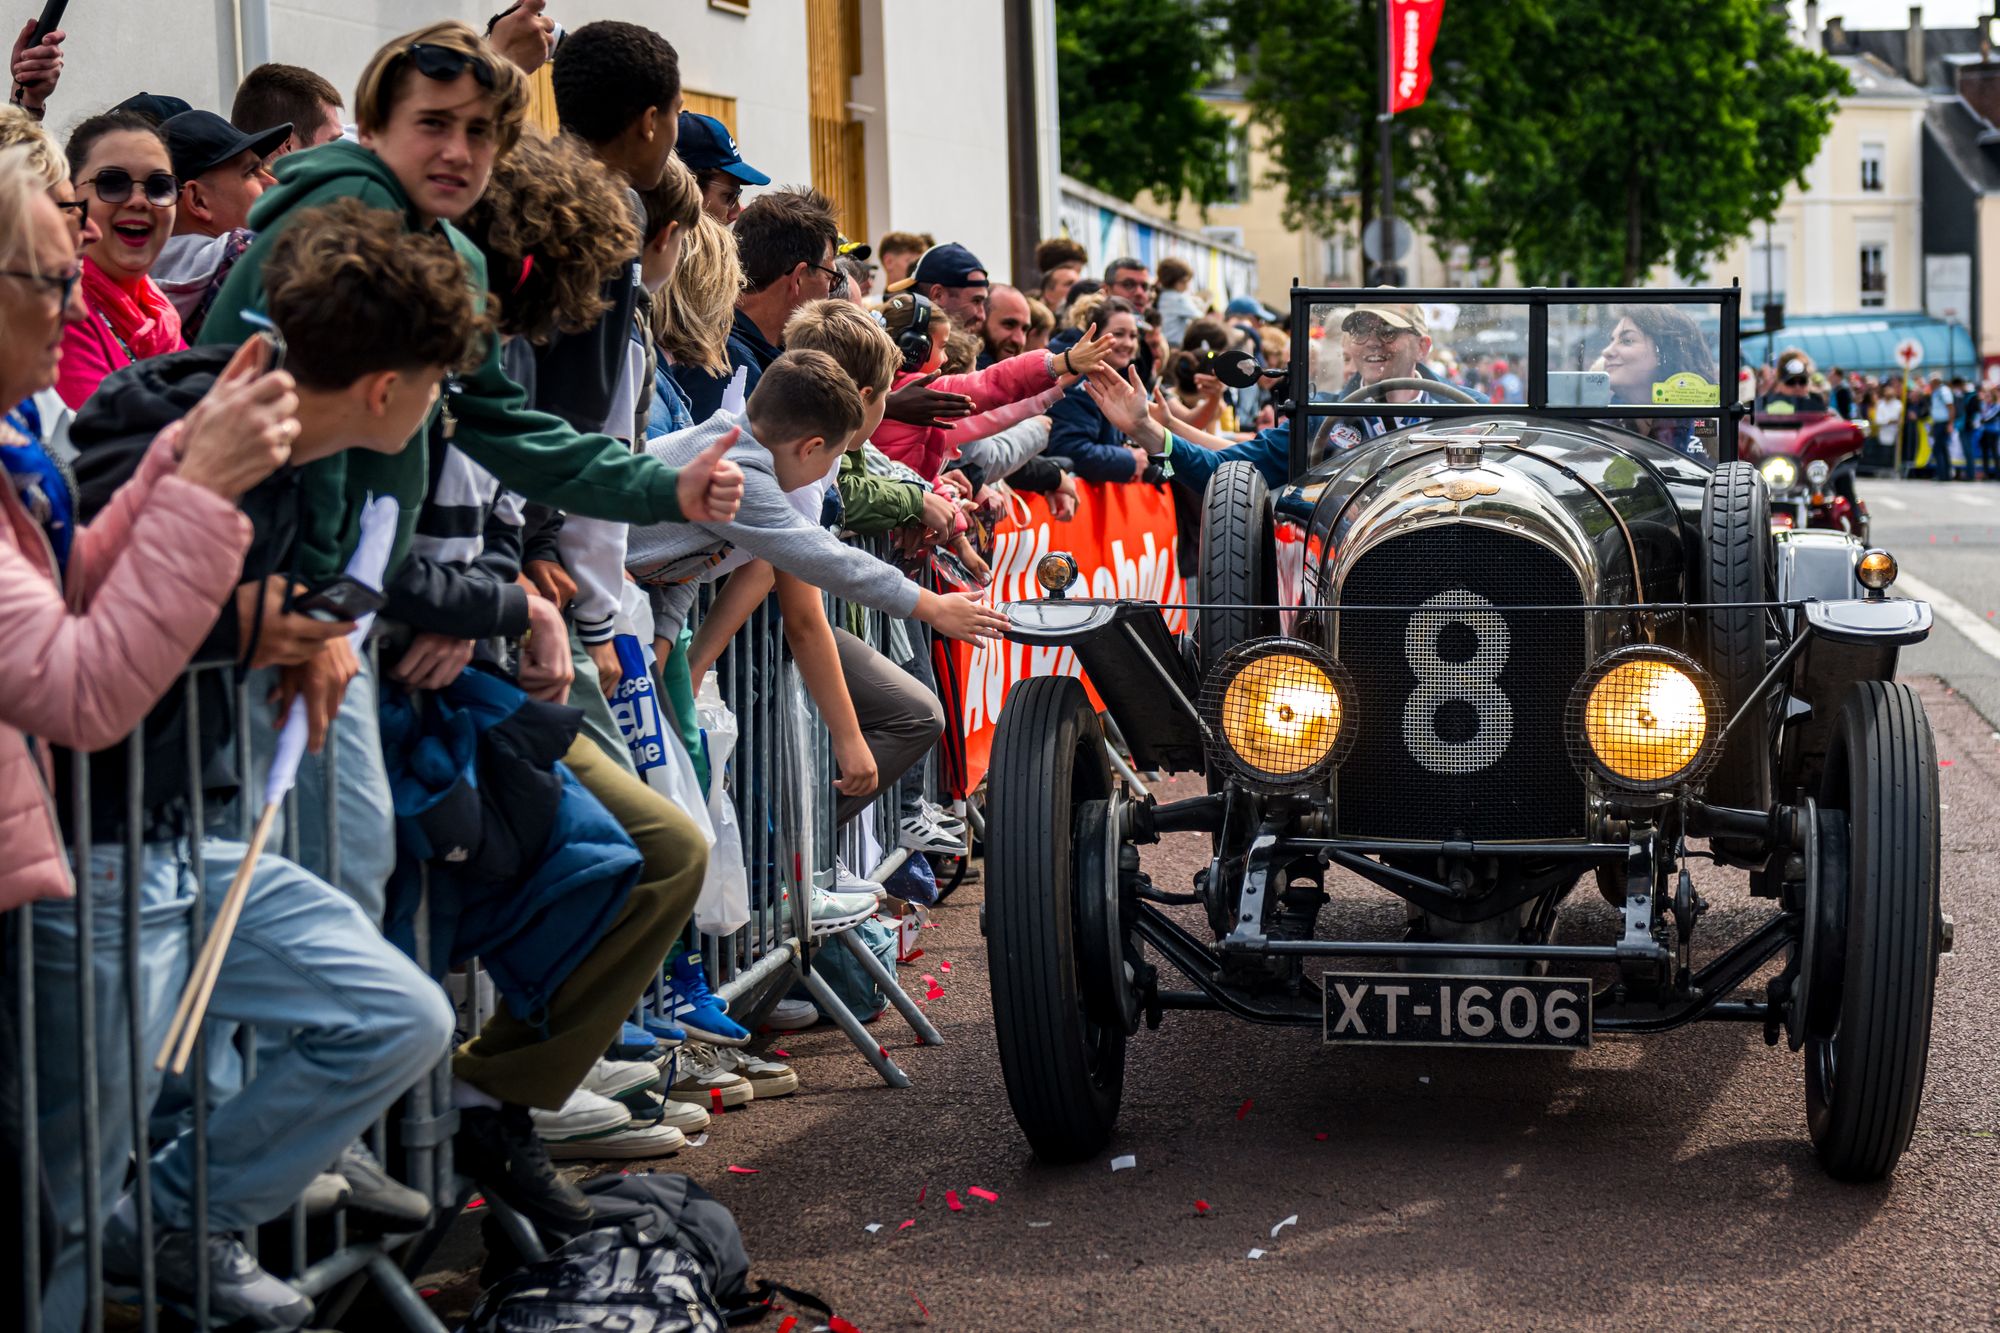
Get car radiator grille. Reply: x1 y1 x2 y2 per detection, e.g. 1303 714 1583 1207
1332 526 1588 841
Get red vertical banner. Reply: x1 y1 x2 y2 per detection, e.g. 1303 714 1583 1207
1388 0 1446 114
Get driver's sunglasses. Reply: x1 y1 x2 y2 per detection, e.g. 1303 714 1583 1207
1343 314 1410 343
401 42 497 91
80 168 179 208
0 266 82 306
1783 375 1810 387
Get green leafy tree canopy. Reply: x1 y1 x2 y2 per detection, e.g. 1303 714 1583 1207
1057 0 1236 210
1231 0 1849 285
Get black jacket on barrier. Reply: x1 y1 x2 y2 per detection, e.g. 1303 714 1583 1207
60 347 302 838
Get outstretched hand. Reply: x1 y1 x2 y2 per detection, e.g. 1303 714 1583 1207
1083 365 1151 440
489 0 556 74
10 22 63 111
885 371 975 428
677 427 745 523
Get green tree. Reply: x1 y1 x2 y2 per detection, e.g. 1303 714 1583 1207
1057 0 1236 210
1232 0 1848 285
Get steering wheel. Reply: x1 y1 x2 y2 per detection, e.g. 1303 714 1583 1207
1340 375 1480 404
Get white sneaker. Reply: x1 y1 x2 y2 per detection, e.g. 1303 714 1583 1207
545 1120 686 1160
720 1048 799 1098
653 1095 714 1134
835 858 885 899
582 1056 661 1101
765 998 819 1031
531 1088 632 1143
809 886 877 936
898 811 966 856
921 799 967 835
669 1042 754 1108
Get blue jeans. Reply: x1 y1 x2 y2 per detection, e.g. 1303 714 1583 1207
32 837 452 1328
237 649 396 924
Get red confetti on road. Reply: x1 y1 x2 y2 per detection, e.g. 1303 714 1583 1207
1237 1098 1253 1120
776 1319 797 1333
926 984 946 1001
912 1291 932 1319
1194 1199 1211 1215
711 1088 724 1112
727 1165 759 1174
967 1187 999 1202
773 1049 791 1058
946 1189 964 1211
1941 759 1955 767
917 1184 927 1204
830 1318 863 1333
940 960 952 972
1314 1132 1329 1142
898 1218 916 1231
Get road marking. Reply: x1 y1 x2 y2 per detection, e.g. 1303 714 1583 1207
1872 493 1909 512
1898 571 2000 662
1951 492 1995 508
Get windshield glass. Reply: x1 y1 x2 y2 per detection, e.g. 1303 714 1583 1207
1293 292 1734 470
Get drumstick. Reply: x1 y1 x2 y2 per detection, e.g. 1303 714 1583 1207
155 800 279 1073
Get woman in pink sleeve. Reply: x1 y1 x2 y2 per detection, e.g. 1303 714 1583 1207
0 166 298 911
56 111 187 409
870 290 1115 480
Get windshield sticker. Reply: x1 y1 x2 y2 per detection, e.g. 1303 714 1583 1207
1652 371 1719 406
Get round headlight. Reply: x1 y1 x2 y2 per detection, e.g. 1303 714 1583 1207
1201 639 1353 791
1036 551 1079 595
1569 649 1717 791
1857 548 1898 590
1805 459 1831 487
1759 455 1800 492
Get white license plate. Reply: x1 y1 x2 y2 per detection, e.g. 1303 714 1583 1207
1321 973 1592 1050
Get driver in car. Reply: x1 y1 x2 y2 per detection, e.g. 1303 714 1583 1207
1082 296 1458 495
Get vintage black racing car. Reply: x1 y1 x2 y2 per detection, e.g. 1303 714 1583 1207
983 287 1946 1183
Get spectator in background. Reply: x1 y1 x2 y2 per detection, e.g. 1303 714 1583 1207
154 110 288 336
877 229 931 289
1155 255 1204 348
231 63 346 159
907 240 989 335
1828 365 1853 419
1034 236 1088 312
58 111 187 407
981 282 1031 366
835 252 872 305
675 185 839 420
652 212 740 435
1039 261 1082 314
0 106 97 455
1487 357 1521 405
1024 294 1055 352
1103 255 1152 311
1222 294 1269 357
1044 295 1155 482
1927 371 1956 479
675 110 766 225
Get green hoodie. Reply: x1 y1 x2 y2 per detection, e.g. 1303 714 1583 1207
203 140 684 582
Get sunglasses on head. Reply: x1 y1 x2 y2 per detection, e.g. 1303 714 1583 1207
81 168 178 208
403 42 497 91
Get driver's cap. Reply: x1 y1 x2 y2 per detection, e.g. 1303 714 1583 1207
1347 294 1429 340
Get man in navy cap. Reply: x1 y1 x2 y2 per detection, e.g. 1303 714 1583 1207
153 109 290 335
676 110 768 224
907 241 990 336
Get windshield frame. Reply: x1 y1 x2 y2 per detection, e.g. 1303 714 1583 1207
1285 285 1743 477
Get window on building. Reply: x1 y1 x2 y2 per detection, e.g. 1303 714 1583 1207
1860 140 1885 192
1223 123 1252 204
1859 243 1888 307
1749 239 1788 310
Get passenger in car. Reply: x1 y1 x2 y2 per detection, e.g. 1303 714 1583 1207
1599 305 1718 461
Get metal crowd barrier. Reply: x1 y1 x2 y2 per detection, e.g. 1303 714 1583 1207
7 558 955 1328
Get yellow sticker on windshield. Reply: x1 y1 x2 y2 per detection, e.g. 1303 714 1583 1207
1652 372 1719 406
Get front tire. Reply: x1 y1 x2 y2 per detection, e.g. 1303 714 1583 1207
1699 462 1773 818
986 675 1125 1162
1196 460 1278 680
1806 681 1941 1182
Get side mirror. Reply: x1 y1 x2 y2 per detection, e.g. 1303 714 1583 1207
1209 348 1266 389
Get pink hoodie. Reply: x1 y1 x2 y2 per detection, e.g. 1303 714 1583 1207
0 425 252 910
872 349 1060 481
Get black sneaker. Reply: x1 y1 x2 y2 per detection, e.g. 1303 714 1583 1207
336 1142 434 1234
454 1103 594 1238
102 1197 313 1331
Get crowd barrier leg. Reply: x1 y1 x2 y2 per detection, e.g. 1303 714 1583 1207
794 965 910 1088
828 929 942 1047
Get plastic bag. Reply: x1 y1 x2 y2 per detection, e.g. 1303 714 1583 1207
609 586 714 847
693 670 750 936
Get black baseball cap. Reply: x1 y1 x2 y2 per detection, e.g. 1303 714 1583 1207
113 91 193 124
162 110 291 182
909 242 988 290
675 111 769 185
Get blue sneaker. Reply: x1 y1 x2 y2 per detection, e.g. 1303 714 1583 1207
639 1014 688 1048
607 1021 660 1063
663 952 751 1046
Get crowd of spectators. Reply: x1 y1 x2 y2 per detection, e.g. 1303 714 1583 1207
0 5 1305 1329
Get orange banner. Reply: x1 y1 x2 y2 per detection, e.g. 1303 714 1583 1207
951 480 1186 790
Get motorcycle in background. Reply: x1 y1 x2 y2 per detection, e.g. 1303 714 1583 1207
1743 406 1870 543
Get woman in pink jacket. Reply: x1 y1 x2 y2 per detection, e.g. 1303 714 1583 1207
0 158 300 914
871 290 1116 480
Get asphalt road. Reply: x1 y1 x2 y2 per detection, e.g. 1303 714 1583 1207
1859 475 2000 725
424 666 1999 1331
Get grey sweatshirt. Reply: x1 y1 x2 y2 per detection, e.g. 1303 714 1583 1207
625 410 923 640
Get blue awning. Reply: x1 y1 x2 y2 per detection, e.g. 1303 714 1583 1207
1740 313 1979 378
